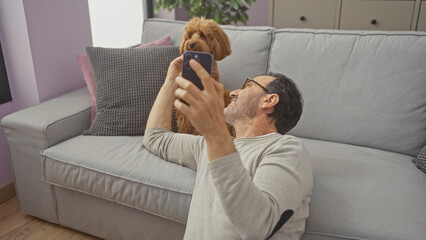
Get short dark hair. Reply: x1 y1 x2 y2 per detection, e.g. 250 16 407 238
266 73 303 135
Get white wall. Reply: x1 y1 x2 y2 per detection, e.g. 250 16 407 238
88 0 144 47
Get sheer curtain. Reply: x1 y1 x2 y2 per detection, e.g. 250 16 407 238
88 0 146 47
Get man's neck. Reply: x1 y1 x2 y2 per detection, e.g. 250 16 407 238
234 117 277 139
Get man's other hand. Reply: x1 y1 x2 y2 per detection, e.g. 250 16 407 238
165 56 183 87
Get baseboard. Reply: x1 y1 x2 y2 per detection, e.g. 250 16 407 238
0 182 16 204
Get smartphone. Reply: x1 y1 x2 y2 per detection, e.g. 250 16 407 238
182 51 213 90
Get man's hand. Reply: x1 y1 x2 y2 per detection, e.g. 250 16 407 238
174 59 236 161
165 56 183 87
174 59 226 136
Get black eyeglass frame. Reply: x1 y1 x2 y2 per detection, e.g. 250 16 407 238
241 78 271 93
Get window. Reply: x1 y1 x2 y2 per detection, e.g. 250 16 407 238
88 0 147 47
0 41 12 104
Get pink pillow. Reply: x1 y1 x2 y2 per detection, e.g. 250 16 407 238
76 36 172 123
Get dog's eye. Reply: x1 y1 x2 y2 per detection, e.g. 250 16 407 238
200 32 206 38
186 32 193 38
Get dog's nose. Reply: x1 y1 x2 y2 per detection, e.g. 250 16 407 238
189 42 196 49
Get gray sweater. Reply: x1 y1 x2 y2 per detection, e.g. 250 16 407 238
143 127 313 240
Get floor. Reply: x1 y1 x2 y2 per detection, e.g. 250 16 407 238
0 196 100 240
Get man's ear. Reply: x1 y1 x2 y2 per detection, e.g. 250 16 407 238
261 94 279 113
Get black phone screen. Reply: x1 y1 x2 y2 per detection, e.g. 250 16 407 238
182 51 213 90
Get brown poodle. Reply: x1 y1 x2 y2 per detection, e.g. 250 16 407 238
176 17 234 136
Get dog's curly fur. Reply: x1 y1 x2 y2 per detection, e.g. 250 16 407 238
176 17 234 136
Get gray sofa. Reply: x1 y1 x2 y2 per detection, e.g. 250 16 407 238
2 19 426 240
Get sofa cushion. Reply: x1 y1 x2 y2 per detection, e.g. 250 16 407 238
75 35 172 124
301 138 426 240
269 29 426 157
83 46 180 136
41 135 196 224
412 146 426 173
142 18 274 90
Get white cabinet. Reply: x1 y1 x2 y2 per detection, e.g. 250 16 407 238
417 1 426 31
271 0 339 29
271 0 423 31
340 0 415 31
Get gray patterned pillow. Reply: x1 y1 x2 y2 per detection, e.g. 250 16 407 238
83 46 180 136
412 146 426 173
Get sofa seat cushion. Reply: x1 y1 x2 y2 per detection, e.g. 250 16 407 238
41 135 196 224
302 138 426 240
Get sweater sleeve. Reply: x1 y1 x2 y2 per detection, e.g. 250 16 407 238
143 127 204 171
207 137 312 240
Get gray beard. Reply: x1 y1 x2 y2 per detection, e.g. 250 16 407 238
224 93 262 127
224 105 235 127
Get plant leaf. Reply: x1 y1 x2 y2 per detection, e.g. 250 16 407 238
155 0 255 25
231 0 238 10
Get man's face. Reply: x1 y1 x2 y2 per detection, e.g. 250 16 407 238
224 76 275 126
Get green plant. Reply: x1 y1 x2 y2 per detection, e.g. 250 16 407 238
155 0 257 25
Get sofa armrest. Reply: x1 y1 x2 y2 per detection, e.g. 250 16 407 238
1 87 91 222
2 87 91 147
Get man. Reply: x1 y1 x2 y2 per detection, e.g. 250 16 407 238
143 56 313 240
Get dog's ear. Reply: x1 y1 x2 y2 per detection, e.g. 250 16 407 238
212 23 232 61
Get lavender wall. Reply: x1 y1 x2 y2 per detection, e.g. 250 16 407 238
0 0 92 189
245 0 271 26
0 0 38 190
23 0 92 102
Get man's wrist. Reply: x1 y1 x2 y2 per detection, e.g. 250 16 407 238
203 122 230 142
146 79 177 130
163 79 177 90
204 127 236 162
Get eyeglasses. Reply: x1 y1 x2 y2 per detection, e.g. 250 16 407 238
241 78 270 93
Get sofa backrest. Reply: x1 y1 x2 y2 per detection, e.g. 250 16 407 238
142 19 273 90
269 29 426 156
142 19 426 157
